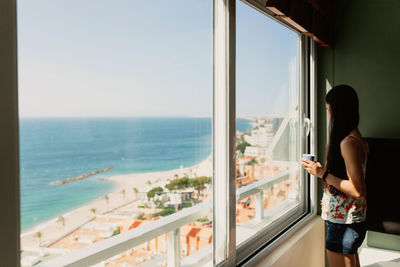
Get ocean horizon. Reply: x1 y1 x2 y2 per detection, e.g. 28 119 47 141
20 117 252 231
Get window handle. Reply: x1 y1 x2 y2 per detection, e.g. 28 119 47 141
304 117 311 137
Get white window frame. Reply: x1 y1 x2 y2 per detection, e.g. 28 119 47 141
213 0 236 265
213 0 318 265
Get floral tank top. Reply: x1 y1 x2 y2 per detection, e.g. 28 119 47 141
321 135 368 224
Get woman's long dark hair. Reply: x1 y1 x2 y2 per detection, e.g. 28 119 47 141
325 85 360 194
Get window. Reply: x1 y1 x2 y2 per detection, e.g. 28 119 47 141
213 0 314 265
16 0 315 266
234 1 310 263
18 1 214 266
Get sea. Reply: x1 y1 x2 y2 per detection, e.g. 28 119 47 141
20 117 252 231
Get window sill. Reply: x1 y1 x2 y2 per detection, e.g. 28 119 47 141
359 247 400 266
359 231 400 266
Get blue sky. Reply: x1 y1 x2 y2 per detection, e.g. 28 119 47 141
18 0 298 118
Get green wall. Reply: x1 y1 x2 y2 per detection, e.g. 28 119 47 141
318 0 400 140
316 0 400 254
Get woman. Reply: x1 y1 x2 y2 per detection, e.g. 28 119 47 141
301 85 368 267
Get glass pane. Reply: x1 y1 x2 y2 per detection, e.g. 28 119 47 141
18 1 213 266
235 0 301 246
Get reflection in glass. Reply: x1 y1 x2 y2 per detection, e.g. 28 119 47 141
235 0 300 245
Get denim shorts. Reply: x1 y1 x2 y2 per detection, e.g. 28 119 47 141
325 220 367 254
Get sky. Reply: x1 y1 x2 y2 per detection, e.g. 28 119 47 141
17 0 298 118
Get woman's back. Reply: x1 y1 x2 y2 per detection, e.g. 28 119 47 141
321 130 368 224
347 130 368 167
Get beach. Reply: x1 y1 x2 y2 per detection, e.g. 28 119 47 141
20 154 212 249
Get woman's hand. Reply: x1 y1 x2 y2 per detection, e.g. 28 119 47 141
301 158 325 178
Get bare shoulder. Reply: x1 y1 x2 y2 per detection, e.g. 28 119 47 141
340 136 364 162
341 135 359 146
340 136 362 159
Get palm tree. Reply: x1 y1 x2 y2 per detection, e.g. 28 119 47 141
57 216 65 232
104 194 109 211
121 189 126 201
133 187 139 200
34 232 42 246
90 208 96 216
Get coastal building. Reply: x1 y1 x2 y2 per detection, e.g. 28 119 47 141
137 181 168 202
180 224 201 256
236 156 256 185
256 118 267 125
164 190 193 208
236 164 254 188
137 182 194 209
49 215 132 250
153 193 168 204
244 125 274 147
197 226 213 249
120 219 144 233
244 145 267 157
236 173 254 188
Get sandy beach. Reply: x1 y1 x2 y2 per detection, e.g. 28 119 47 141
20 154 212 249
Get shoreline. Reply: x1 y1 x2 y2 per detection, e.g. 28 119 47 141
20 154 212 248
20 180 118 237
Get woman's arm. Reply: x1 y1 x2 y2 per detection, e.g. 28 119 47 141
324 174 364 199
325 137 366 199
301 137 366 199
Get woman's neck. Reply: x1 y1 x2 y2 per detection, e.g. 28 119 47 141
349 128 360 137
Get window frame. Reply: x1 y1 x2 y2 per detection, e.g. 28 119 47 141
0 0 320 265
213 0 236 265
0 0 20 265
213 0 318 266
